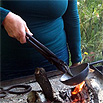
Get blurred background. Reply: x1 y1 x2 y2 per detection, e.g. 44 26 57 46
70 0 103 64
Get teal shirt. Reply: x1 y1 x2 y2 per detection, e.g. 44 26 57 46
0 0 82 80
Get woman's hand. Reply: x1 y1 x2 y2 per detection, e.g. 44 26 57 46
2 12 33 44
71 62 81 67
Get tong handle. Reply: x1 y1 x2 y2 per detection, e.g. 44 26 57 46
26 37 48 59
26 33 73 76
26 32 57 58
26 33 58 64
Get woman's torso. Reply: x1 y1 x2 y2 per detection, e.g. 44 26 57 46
1 0 69 80
2 0 68 51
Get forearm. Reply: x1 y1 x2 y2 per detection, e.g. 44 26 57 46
63 0 82 64
66 24 82 64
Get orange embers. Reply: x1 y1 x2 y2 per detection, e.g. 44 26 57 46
71 81 85 103
72 81 85 95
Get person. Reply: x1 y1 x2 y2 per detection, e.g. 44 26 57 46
0 0 82 81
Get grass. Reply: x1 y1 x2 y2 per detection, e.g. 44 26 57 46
78 0 103 63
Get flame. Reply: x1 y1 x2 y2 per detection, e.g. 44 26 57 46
72 81 85 95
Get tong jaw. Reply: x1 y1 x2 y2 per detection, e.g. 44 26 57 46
60 61 73 77
50 57 73 77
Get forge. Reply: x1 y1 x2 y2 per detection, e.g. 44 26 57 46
27 60 103 103
0 60 103 103
58 81 99 103
53 60 103 103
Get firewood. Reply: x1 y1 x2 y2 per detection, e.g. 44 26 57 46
35 68 54 101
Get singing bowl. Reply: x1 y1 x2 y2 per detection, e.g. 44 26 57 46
60 63 89 86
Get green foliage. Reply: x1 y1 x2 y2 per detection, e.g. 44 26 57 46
78 0 103 63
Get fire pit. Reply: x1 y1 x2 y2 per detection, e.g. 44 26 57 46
59 81 99 103
0 60 103 103
57 60 103 103
50 67 103 103
26 60 103 103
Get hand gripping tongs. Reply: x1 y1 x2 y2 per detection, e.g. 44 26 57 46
26 33 73 77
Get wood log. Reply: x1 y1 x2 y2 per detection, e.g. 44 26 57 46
35 68 54 101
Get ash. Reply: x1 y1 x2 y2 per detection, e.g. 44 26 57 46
0 69 103 103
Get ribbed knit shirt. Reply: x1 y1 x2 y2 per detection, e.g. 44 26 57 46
0 0 82 80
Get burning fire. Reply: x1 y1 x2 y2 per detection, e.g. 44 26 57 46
72 81 85 95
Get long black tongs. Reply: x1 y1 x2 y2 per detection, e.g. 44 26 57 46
26 32 73 77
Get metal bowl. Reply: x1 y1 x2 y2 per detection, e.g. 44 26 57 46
60 63 89 86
